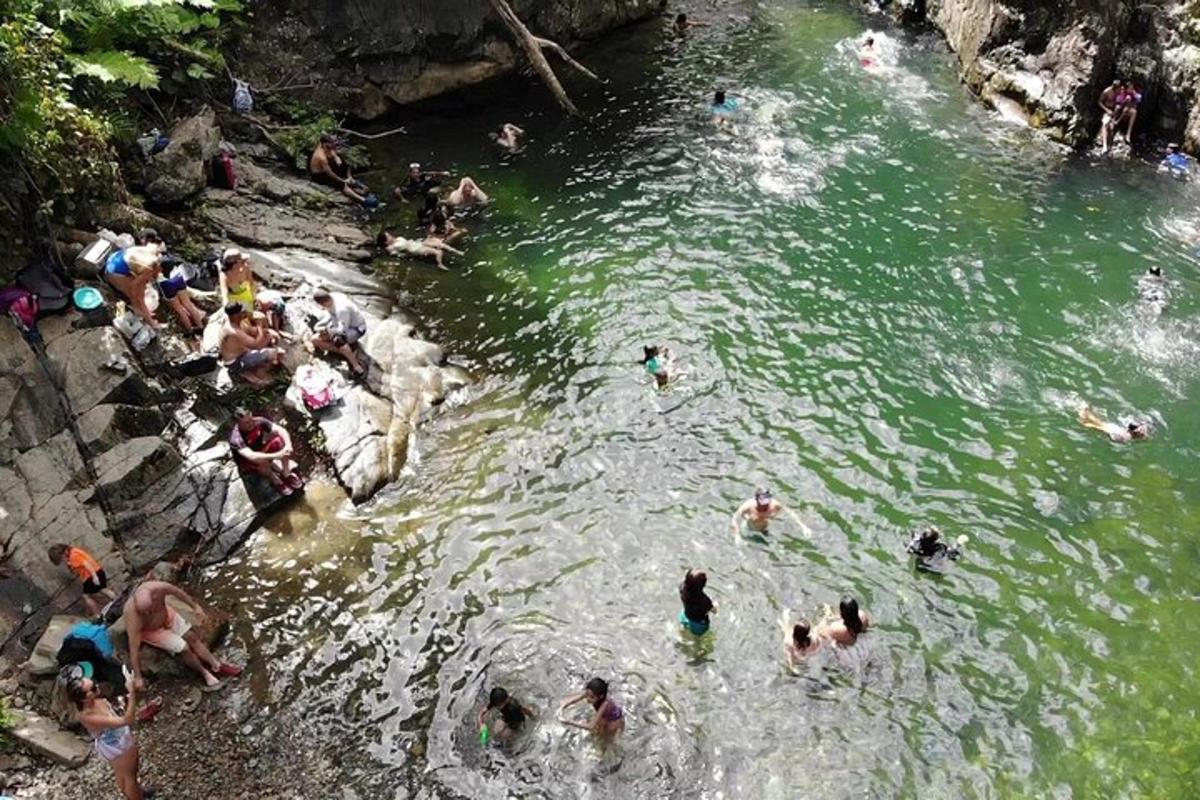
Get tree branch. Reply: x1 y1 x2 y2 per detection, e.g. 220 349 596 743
533 36 599 82
487 0 581 116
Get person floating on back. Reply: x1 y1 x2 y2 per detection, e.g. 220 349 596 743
478 686 537 745
1161 143 1193 179
1079 406 1151 444
730 487 810 539
641 344 672 388
558 677 624 737
906 526 967 573
48 543 118 616
377 230 464 271
816 596 872 647
679 568 717 636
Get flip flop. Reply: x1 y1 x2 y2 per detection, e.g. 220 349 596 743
285 473 304 490
136 696 164 722
216 663 243 678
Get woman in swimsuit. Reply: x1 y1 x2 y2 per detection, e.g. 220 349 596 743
782 617 823 667
69 671 152 800
679 568 717 636
640 344 671 388
105 244 164 328
558 676 624 737
1079 406 1150 444
816 596 872 647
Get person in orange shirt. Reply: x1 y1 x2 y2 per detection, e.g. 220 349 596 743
48 543 118 615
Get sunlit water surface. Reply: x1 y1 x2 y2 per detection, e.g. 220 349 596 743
203 3 1200 798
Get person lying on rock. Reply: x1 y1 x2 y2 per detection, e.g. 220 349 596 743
48 542 118 616
310 133 369 205
377 229 464 271
104 243 165 328
229 406 304 496
446 176 490 209
219 301 285 387
394 162 450 201
140 230 206 336
219 248 286 331
122 579 242 692
312 288 367 376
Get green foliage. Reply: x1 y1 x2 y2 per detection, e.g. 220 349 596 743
275 115 341 171
0 696 14 732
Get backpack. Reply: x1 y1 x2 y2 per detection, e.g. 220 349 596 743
232 79 254 115
0 287 38 328
212 150 238 190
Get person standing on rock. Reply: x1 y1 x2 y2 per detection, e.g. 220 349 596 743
122 580 241 692
311 288 367 376
229 407 303 496
1098 80 1123 153
47 542 118 615
219 302 285 387
69 669 154 800
309 133 369 205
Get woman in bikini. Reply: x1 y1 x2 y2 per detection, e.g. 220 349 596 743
69 670 153 799
105 244 164 328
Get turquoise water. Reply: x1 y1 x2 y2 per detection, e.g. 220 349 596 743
207 3 1200 797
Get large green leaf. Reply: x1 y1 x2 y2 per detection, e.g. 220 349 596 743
70 49 160 88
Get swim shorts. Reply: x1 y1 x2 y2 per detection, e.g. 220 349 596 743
82 569 108 595
228 348 275 373
141 608 191 654
679 610 710 636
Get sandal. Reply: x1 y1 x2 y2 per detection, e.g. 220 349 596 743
285 473 304 490
201 679 228 694
136 696 164 722
216 663 243 678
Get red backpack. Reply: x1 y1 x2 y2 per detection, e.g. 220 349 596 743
212 150 238 190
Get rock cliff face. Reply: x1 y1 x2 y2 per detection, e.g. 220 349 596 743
895 0 1200 149
242 0 666 118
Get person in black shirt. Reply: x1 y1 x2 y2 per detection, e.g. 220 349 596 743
679 568 717 636
478 686 536 744
394 162 450 201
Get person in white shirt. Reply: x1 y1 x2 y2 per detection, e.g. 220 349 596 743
311 288 366 376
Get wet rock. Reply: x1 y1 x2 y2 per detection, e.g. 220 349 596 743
203 193 374 262
7 708 90 767
92 437 184 506
144 106 222 207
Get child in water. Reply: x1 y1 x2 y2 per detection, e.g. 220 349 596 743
782 616 823 667
478 686 536 744
640 345 672 388
558 677 624 737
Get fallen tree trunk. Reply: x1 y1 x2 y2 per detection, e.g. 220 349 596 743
487 0 598 116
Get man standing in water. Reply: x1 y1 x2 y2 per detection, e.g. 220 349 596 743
730 487 809 539
123 580 242 691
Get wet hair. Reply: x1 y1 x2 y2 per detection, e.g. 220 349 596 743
312 288 332 304
585 677 609 702
792 621 812 648
488 687 510 709
375 230 391 250
682 569 707 597
1111 79 1122 88
641 345 660 363
47 543 69 564
865 36 874 46
714 89 726 105
137 228 161 245
224 302 247 318
1167 143 1180 153
676 13 687 24
840 596 864 634
66 679 90 710
1149 265 1164 277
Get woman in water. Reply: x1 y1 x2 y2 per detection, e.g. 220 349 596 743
478 686 536 744
640 345 671 388
817 596 872 647
558 677 624 737
1079 407 1150 444
679 568 717 636
69 671 152 799
377 229 464 271
783 618 823 666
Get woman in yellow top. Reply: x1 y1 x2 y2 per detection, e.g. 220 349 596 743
220 248 286 329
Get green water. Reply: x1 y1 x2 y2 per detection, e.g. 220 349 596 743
206 3 1200 797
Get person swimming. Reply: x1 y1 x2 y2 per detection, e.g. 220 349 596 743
906 526 967 572
730 487 809 539
783 617 823 667
1161 144 1193 178
1079 407 1151 444
558 677 624 737
679 568 717 636
641 345 671 388
711 89 740 125
478 686 536 744
673 12 708 36
860 35 877 67
1137 265 1168 317
816 596 872 647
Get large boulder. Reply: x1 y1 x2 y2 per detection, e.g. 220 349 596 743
144 106 222 207
0 322 68 464
44 327 159 417
7 709 90 767
77 403 169 456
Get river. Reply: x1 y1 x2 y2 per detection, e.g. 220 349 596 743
203 3 1200 798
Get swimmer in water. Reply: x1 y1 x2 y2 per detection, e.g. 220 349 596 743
478 687 536 744
491 123 525 154
711 89 741 126
906 526 967 572
673 12 708 36
1079 407 1151 444
860 35 877 67
1161 144 1194 178
816 596 872 647
679 568 717 636
730 487 808 539
558 677 624 737
640 345 671 388
781 615 824 667
1137 265 1168 317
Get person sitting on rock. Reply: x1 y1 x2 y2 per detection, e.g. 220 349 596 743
394 162 451 201
491 123 526 154
218 302 285 387
229 406 303 496
447 176 490 209
146 237 207 336
311 288 367 376
309 133 369 205
219 248 285 330
104 243 165 328
122 579 242 692
48 542 118 616
377 229 464 271
1116 80 1141 145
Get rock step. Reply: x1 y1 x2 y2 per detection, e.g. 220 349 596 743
8 709 90 768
